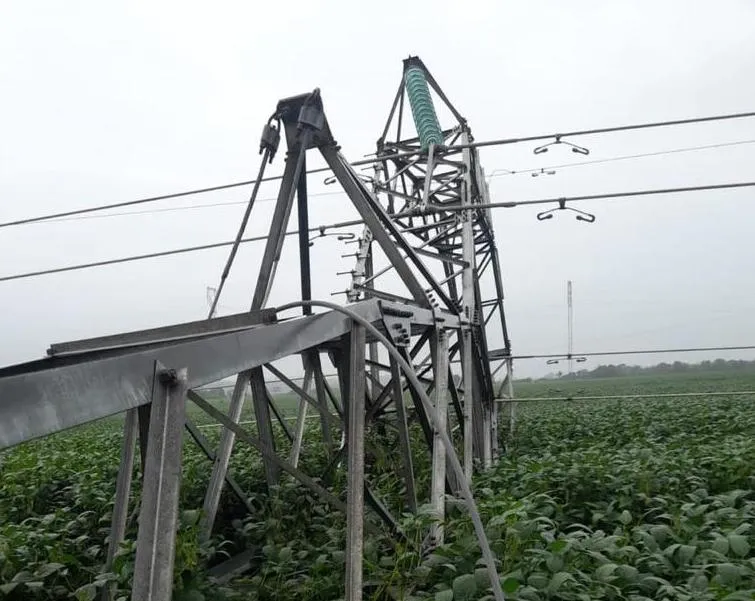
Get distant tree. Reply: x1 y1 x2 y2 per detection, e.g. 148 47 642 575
541 357 755 381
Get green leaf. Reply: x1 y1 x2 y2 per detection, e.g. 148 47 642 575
722 591 755 601
34 562 65 579
728 534 750 557
434 590 453 601
595 563 619 582
619 510 632 525
546 554 564 572
474 568 490 590
547 572 574 594
73 584 97 601
678 544 696 565
452 574 477 601
501 577 520 594
716 563 741 585
527 572 549 590
0 583 19 595
548 539 568 554
689 572 708 591
616 565 639 583
712 536 729 555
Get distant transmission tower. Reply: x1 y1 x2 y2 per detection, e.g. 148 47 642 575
567 280 573 376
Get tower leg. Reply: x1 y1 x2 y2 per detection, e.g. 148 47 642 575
345 324 366 601
430 330 449 545
101 408 138 601
131 367 188 601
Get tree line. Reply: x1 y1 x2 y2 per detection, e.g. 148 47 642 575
548 358 755 380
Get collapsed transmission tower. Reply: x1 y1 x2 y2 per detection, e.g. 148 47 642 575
0 56 513 601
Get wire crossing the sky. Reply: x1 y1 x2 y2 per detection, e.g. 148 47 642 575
2 110 754 229
2 180 755 283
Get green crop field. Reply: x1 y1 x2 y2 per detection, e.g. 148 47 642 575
1 372 754 600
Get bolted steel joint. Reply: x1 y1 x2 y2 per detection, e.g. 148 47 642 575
298 88 325 131
382 313 412 348
158 368 179 387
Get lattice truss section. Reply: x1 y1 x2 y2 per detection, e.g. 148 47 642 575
0 56 514 601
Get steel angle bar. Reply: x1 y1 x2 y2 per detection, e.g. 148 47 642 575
183 418 254 514
364 378 395 423
132 366 188 601
201 373 250 538
356 286 419 306
187 390 347 513
265 389 295 442
264 363 333 424
273 300 504 601
388 357 417 512
363 484 401 537
47 309 277 357
365 359 433 386
102 408 138 601
320 146 431 308
251 138 310 310
430 331 449 545
378 74 406 145
208 143 275 319
0 301 385 450
345 324 366 601
137 405 151 475
412 246 466 266
357 222 462 290
289 367 313 467
250 368 280 487
322 148 459 313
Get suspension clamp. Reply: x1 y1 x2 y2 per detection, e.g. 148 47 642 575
259 114 281 163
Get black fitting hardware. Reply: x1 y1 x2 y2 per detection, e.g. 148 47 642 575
308 226 357 247
259 123 280 163
533 135 590 156
536 198 596 223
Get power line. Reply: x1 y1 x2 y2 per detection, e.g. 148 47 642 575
502 390 755 403
3 179 754 284
462 110 755 151
192 390 755 426
39 191 346 224
511 344 755 360
0 218 364 283
3 110 754 229
429 180 755 212
4 179 755 283
488 139 755 179
28 139 755 226
0 179 279 230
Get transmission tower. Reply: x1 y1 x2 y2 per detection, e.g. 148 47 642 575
0 56 513 601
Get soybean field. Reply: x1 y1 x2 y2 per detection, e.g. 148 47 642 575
1 372 754 600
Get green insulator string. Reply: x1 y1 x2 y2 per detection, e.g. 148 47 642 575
404 66 444 151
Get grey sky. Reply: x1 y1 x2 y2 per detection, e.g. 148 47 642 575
2 0 755 379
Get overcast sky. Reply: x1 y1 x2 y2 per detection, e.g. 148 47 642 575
2 0 755 379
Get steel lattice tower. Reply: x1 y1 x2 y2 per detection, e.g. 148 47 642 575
0 56 514 601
